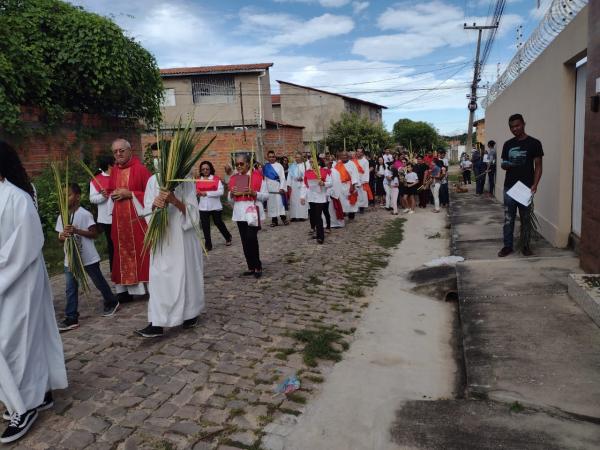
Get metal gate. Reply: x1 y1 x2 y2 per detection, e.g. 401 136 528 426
572 60 586 236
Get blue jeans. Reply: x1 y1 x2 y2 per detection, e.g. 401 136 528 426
503 189 531 249
65 262 116 319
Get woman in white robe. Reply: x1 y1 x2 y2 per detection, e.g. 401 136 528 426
287 153 309 220
0 143 67 443
135 175 205 338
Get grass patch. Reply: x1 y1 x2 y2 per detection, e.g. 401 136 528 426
291 327 347 367
427 232 442 239
375 218 405 249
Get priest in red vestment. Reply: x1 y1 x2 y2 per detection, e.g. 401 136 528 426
108 139 151 302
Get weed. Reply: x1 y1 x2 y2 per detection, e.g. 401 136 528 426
229 408 246 417
308 274 323 285
345 285 365 297
291 327 347 367
427 232 442 239
286 392 307 404
510 401 524 413
341 308 352 313
582 275 600 289
305 375 324 383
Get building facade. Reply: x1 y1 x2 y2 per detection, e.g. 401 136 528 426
276 80 386 144
159 63 274 129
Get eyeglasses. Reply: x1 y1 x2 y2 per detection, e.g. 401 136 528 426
235 162 246 167
112 148 129 154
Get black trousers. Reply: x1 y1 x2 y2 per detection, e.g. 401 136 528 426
462 170 472 184
101 223 114 271
322 201 331 229
308 202 325 241
200 210 232 249
236 221 262 271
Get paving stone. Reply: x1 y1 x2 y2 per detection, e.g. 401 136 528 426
60 429 95 449
23 210 396 449
168 420 202 436
228 431 256 447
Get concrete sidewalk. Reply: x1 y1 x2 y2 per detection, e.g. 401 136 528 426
451 185 600 420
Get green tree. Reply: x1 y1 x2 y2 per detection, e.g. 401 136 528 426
325 112 392 154
0 0 163 134
392 118 445 151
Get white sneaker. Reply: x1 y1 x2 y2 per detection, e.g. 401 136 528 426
402 208 410 213
408 210 415 214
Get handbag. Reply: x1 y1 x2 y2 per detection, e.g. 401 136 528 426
245 203 260 227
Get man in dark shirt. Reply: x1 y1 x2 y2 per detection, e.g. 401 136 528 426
413 155 430 208
498 114 544 257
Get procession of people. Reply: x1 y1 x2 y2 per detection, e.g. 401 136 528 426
0 136 453 443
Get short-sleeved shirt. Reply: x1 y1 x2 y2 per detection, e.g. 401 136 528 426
501 136 544 188
55 207 100 267
405 172 419 184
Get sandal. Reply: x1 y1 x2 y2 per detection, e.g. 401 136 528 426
283 220 290 226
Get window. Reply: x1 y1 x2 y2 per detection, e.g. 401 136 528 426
192 75 236 104
161 88 176 107
345 100 361 115
369 108 381 122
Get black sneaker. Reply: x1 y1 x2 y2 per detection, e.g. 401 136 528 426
0 409 38 443
497 247 513 257
135 324 164 338
182 317 199 329
242 270 255 276
58 317 79 332
2 393 52 421
116 292 134 303
254 270 262 279
102 302 120 317
522 247 533 257
37 392 54 412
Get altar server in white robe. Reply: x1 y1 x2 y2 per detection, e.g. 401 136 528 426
287 152 309 220
263 150 288 227
135 174 205 338
327 163 345 228
335 151 360 219
0 142 67 444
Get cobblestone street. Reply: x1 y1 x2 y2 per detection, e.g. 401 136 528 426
12 209 404 450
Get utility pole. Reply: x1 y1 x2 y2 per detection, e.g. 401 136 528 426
464 22 498 153
239 83 247 143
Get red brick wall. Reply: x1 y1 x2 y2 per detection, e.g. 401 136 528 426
141 126 304 178
3 108 142 176
580 0 600 273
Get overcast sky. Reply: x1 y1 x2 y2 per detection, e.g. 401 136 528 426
68 0 553 135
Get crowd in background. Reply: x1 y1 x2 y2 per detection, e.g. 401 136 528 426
459 140 497 196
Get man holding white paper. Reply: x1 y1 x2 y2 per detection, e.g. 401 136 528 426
498 113 543 257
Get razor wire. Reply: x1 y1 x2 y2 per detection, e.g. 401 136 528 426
482 0 588 108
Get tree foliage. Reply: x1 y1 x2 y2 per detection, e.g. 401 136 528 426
392 118 445 151
325 112 392 154
0 0 163 134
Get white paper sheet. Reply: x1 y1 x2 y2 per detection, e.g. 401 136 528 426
506 181 532 206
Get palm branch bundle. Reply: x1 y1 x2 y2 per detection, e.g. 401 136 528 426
144 120 214 254
517 200 539 250
51 161 89 292
309 143 321 181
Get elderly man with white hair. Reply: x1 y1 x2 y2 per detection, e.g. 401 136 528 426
108 138 152 302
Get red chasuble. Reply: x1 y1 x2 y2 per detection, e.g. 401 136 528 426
109 156 151 285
